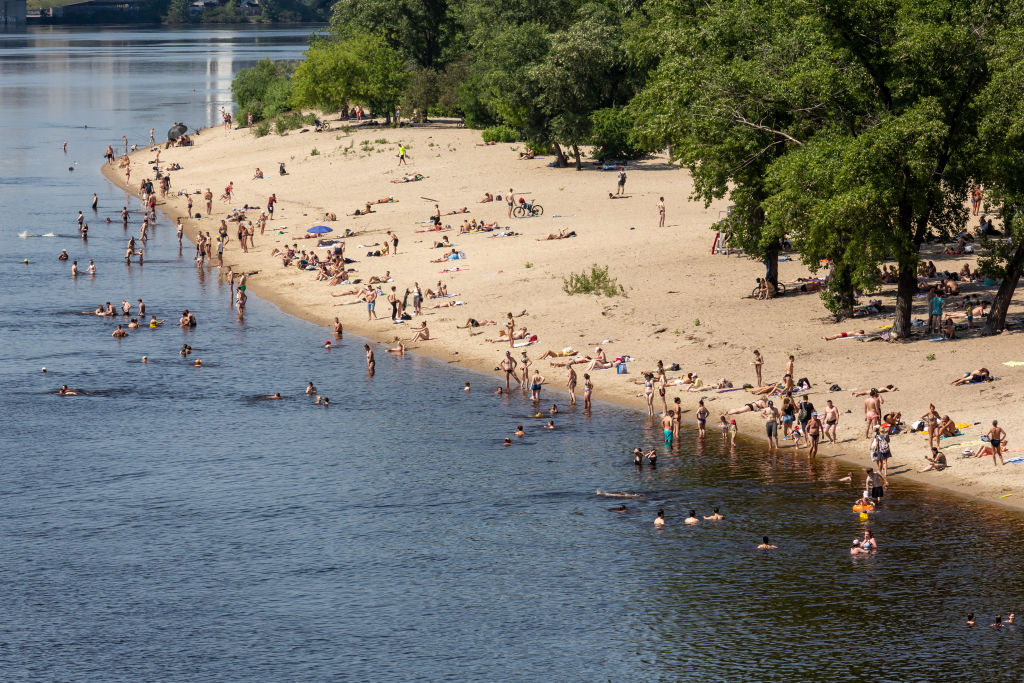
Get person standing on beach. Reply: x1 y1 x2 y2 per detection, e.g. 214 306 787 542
412 282 422 316
870 426 892 481
507 189 515 218
363 285 378 320
398 144 407 165
616 169 627 195
387 230 399 254
204 188 213 216
987 420 1007 466
752 349 764 387
505 313 516 349
864 388 883 437
762 400 780 449
806 413 822 457
696 400 709 437
657 197 665 227
387 286 399 321
823 399 839 444
267 193 276 219
500 351 519 390
567 366 577 405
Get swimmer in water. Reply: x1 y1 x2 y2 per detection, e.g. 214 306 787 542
58 385 77 396
315 395 323 405
127 318 140 329
260 393 283 400
992 616 1003 629
550 404 558 414
704 507 724 520
306 382 316 395
596 491 639 498
610 504 628 513
757 536 777 550
966 613 976 626
503 437 512 446
112 325 128 338
140 356 148 363
194 359 202 367
323 397 330 407
464 382 471 392
494 387 504 395
149 316 165 327
1008 613 1017 625
515 424 525 437
685 510 699 525
180 344 192 356
654 509 665 527
385 337 405 354
546 420 554 430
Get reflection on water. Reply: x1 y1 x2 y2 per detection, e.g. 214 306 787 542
1 25 1023 683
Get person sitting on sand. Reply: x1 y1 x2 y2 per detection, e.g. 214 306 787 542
368 271 392 285
537 229 576 241
935 415 959 438
386 337 406 354
951 368 990 385
480 193 494 203
538 348 578 359
433 236 451 248
519 149 536 160
919 446 947 472
942 317 957 340
585 348 615 371
408 322 430 342
823 329 866 340
252 168 263 179
324 212 337 221
456 318 496 329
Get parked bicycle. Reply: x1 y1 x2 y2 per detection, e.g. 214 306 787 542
513 200 544 218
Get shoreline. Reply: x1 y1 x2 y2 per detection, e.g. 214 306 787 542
101 121 1024 513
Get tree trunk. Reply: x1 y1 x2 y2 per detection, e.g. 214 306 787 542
572 144 582 170
985 212 1024 333
892 256 918 338
553 142 568 168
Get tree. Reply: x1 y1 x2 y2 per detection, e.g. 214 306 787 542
329 0 460 69
164 0 191 23
232 58 295 121
291 32 408 119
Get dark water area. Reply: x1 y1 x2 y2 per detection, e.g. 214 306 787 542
2 26 1024 682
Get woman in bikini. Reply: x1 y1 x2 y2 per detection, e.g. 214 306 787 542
696 399 709 437
727 398 768 415
583 374 593 411
642 373 655 416
567 366 577 405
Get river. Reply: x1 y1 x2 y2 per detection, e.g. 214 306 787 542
1 25 1023 682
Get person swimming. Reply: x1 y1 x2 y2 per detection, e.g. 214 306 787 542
685 510 699 525
306 382 316 395
260 393 282 400
654 509 665 527
610 504 628 513
515 424 524 436
704 507 724 520
503 437 512 446
758 536 777 549
57 385 77 396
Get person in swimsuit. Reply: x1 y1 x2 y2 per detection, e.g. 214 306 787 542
643 372 655 416
806 413 822 457
921 404 941 450
654 509 665 528
864 388 883 437
58 385 78 396
696 399 709 437
500 351 519 390
529 369 545 402
823 400 839 443
951 368 991 385
583 374 593 411
757 536 777 550
762 401 779 449
661 412 674 445
987 420 1007 466
822 329 866 340
567 366 577 405
364 344 375 373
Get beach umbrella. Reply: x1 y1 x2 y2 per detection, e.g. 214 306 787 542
167 123 188 141
307 225 333 234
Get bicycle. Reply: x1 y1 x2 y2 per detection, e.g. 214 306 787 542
751 280 787 299
513 201 544 218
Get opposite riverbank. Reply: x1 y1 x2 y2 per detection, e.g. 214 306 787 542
103 119 1024 511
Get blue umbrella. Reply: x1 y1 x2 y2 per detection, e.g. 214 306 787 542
307 225 333 234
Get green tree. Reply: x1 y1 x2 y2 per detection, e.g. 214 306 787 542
232 58 295 121
329 0 460 69
163 0 191 23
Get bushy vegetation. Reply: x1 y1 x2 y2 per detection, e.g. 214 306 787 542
562 265 624 297
481 125 519 143
232 58 295 123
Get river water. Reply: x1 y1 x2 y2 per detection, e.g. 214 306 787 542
2 25 1024 682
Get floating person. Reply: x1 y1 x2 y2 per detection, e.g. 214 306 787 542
654 509 665 528
704 507 724 521
685 510 699 525
757 536 777 550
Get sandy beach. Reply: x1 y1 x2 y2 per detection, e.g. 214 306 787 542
103 119 1024 510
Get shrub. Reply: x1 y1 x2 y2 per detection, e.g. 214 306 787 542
310 148 319 156
562 265 625 297
231 58 295 122
590 106 645 160
275 111 304 135
482 125 519 143
253 121 270 138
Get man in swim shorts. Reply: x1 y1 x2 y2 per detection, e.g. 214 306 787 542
987 420 1007 466
500 351 519 390
661 412 674 446
762 400 779 449
363 286 378 320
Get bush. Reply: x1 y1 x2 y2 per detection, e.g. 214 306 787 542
562 265 625 297
231 58 295 123
275 111 304 135
482 125 519 143
590 106 644 161
302 112 318 126
253 121 270 138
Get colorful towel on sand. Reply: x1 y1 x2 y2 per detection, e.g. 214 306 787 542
1003 361 1024 367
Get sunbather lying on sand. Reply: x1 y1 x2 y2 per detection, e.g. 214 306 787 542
429 300 465 308
444 207 469 215
456 318 496 328
823 329 866 340
431 249 464 263
347 204 374 216
391 174 424 183
539 348 578 359
951 368 990 385
486 327 529 343
537 229 576 241
368 196 395 205
726 398 768 415
852 385 897 396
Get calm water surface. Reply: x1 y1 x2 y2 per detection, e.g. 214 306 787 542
2 26 1024 682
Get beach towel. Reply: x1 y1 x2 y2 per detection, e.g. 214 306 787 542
1004 457 1024 465
513 336 538 348
1003 361 1024 367
439 267 468 273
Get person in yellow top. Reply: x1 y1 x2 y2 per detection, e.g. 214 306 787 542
398 144 407 165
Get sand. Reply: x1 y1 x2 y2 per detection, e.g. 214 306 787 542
102 118 1024 511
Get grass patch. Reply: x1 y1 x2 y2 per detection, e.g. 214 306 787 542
310 148 319 156
562 265 624 297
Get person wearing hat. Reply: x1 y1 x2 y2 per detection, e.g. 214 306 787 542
728 418 738 446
